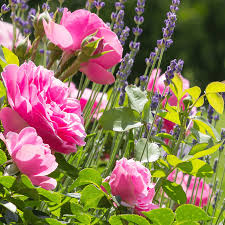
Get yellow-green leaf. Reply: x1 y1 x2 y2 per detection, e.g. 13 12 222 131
158 111 181 125
205 81 225 93
0 47 19 69
206 93 224 114
170 73 183 100
194 96 204 107
186 86 201 100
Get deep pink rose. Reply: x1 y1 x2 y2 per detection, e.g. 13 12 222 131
108 158 158 213
0 61 86 154
43 9 123 85
68 82 107 119
147 69 190 133
168 170 211 207
0 127 58 190
0 21 25 49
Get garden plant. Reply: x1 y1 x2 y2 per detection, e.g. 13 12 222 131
0 0 225 224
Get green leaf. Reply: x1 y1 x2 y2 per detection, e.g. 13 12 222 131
162 180 187 204
175 204 211 222
142 208 174 225
0 81 6 99
0 149 7 164
151 169 166 178
193 116 220 141
74 168 102 187
158 110 181 125
189 143 208 155
80 184 104 210
109 214 150 225
185 86 204 107
0 46 19 69
55 153 79 179
205 81 225 93
126 85 148 113
190 128 211 144
186 86 201 100
143 100 154 123
156 133 175 140
167 155 182 167
70 203 92 224
135 138 160 163
177 159 213 178
45 218 63 225
0 201 17 213
37 188 61 204
0 176 16 188
173 222 199 225
190 143 222 160
170 73 183 100
20 175 34 189
101 182 111 194
99 107 142 132
206 93 224 114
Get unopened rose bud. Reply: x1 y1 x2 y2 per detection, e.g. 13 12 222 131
4 163 19 176
15 35 30 60
33 11 51 37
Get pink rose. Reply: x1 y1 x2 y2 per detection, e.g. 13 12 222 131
43 9 123 85
68 82 107 119
108 158 158 213
0 61 86 154
0 127 58 190
168 170 211 207
0 21 25 49
147 69 190 133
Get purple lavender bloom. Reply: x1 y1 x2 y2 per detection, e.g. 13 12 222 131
132 27 143 37
57 7 64 13
119 26 130 45
145 52 156 66
42 3 50 11
1 4 10 14
134 15 144 25
140 75 148 90
164 59 184 85
207 105 214 124
151 92 161 110
115 2 124 10
113 10 124 36
157 0 181 51
94 1 105 10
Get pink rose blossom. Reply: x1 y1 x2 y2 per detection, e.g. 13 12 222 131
147 69 190 133
108 158 158 213
0 61 86 154
0 21 25 49
168 170 211 207
43 9 123 85
0 127 58 190
68 82 107 119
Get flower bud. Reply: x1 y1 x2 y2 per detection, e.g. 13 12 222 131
15 35 30 59
33 11 51 37
4 163 19 176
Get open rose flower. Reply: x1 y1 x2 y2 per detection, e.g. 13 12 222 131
0 61 86 154
0 21 25 49
43 9 123 84
68 82 107 119
0 127 58 190
147 69 190 133
168 170 211 207
108 158 158 214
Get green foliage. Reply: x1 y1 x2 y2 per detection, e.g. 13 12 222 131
109 214 150 225
0 150 7 165
126 85 148 113
175 204 211 222
162 180 187 204
0 46 19 69
99 107 142 132
142 208 174 225
135 138 160 163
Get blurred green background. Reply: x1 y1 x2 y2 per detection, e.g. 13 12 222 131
2 0 225 89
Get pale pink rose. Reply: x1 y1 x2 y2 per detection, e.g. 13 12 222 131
43 9 123 85
168 170 211 207
68 82 107 119
0 21 25 49
108 158 158 213
0 127 58 190
0 61 86 154
147 69 190 133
